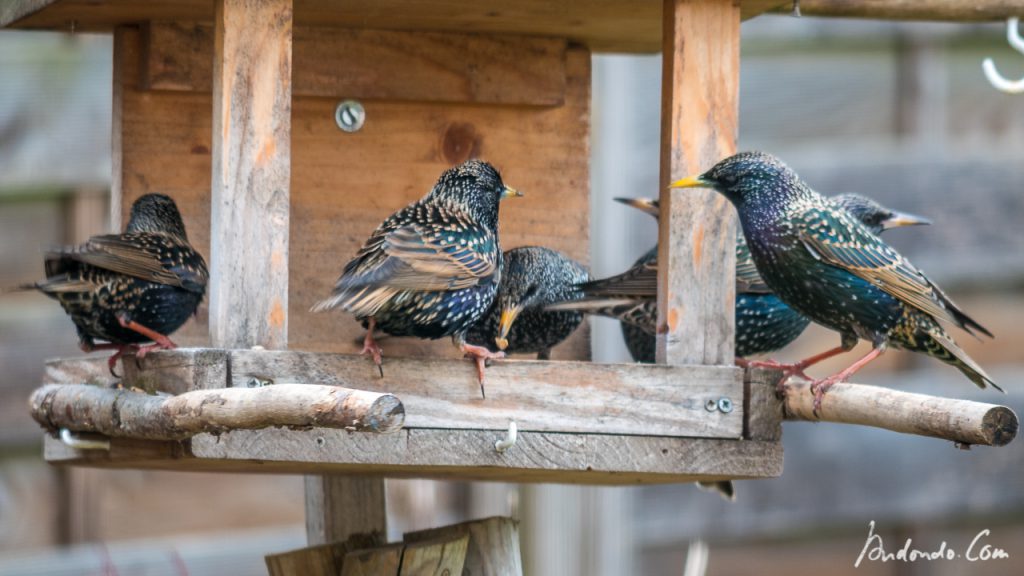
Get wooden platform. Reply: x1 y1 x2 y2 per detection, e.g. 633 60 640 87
1 0 790 53
39 350 783 484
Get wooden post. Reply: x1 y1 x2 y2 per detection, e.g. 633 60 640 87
656 0 739 366
210 0 292 349
306 476 388 545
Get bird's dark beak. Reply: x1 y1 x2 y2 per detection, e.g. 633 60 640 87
494 305 523 351
501 186 523 200
881 210 931 230
670 175 713 189
614 197 659 217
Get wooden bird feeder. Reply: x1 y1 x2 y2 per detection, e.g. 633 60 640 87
6 0 1020 554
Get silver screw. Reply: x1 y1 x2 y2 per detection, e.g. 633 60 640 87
717 398 734 413
335 100 365 132
705 398 718 412
247 377 272 388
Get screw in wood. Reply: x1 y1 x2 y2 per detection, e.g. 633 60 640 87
717 398 734 413
335 100 366 132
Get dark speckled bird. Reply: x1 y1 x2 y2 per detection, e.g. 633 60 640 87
313 160 521 395
672 151 998 409
599 194 931 364
465 246 590 359
23 193 208 376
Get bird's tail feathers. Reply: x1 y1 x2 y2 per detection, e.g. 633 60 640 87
311 285 398 318
544 297 639 317
924 328 1001 392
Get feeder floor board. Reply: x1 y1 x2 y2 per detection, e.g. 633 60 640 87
2 0 789 52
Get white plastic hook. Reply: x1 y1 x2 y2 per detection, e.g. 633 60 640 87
494 421 517 453
60 428 111 451
983 17 1024 94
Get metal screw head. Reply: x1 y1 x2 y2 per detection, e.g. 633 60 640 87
335 100 365 132
247 377 272 388
717 398 734 413
705 398 718 412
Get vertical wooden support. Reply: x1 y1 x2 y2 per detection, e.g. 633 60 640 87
305 476 387 545
656 0 739 366
210 0 292 349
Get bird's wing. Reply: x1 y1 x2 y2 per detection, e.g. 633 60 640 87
797 208 992 338
735 233 772 294
577 258 658 298
51 233 208 293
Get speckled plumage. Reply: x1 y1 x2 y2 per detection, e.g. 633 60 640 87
465 246 590 359
26 193 207 371
314 160 519 388
675 151 997 396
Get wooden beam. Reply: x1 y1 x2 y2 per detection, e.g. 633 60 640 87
209 0 292 349
398 534 469 576
340 544 404 576
656 0 739 366
782 378 1019 447
29 383 405 439
43 431 783 484
305 475 387 545
405 517 523 576
265 533 385 576
771 0 1024 21
142 22 567 106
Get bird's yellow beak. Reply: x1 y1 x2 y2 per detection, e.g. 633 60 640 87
494 305 523 351
670 175 712 189
881 210 931 230
501 186 523 200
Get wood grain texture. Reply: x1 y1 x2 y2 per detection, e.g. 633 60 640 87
399 534 469 576
209 0 292 349
266 532 384 576
340 544 404 576
771 0 1024 20
405 517 523 576
110 28 591 361
43 431 782 484
656 0 739 366
226 350 743 438
2 0 788 53
783 379 1018 447
142 22 567 106
29 383 404 439
306 475 388 545
744 367 784 442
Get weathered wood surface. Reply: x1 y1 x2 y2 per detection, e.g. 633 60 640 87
209 0 292 350
398 534 469 576
783 378 1018 447
2 0 788 52
30 383 404 439
340 545 404 576
656 0 738 366
142 22 567 106
43 430 783 484
110 27 591 361
222 350 744 438
306 475 387 545
405 517 523 576
771 0 1024 21
266 532 383 576
744 367 783 442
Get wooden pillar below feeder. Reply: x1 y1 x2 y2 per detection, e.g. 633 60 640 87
656 0 739 366
306 475 388 545
210 0 293 349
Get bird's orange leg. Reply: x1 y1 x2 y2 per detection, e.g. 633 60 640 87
810 346 886 414
80 341 137 377
459 342 505 399
361 317 384 377
116 315 177 359
747 343 856 390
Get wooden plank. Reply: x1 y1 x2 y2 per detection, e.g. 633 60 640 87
2 0 791 53
340 544 404 576
405 517 522 576
306 476 388 545
772 0 1024 20
656 0 738 366
209 0 292 350
266 533 384 576
142 22 567 106
110 28 591 361
131 349 745 438
744 367 783 442
43 431 783 484
399 534 469 576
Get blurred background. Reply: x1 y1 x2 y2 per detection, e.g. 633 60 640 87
1 13 1023 576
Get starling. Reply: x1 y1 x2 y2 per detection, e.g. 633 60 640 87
672 151 997 409
600 195 931 363
465 246 590 360
23 193 208 375
313 160 521 394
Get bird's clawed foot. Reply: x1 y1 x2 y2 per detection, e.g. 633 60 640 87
361 336 385 378
746 358 813 381
809 376 840 416
460 343 505 399
135 336 177 360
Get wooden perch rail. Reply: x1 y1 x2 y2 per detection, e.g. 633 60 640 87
782 378 1018 447
29 383 405 440
771 0 1023 21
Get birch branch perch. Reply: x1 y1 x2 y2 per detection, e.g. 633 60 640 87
782 378 1017 447
29 383 405 440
